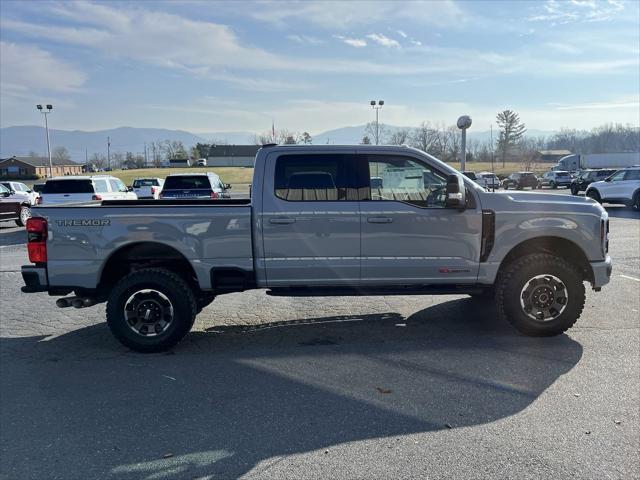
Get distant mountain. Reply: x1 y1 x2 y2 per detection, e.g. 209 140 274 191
0 126 209 162
1 124 558 162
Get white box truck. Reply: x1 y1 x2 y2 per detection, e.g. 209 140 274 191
554 152 639 172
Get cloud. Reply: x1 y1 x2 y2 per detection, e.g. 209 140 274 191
366 33 400 48
397 30 408 38
334 35 367 48
543 42 581 54
551 95 640 111
243 0 466 30
0 41 87 96
287 34 324 45
529 0 625 24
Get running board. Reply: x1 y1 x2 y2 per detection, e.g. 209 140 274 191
266 285 486 297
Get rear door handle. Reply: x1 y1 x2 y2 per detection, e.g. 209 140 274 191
367 216 393 224
269 217 296 225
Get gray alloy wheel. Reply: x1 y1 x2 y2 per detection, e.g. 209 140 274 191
519 274 568 322
16 205 31 227
123 289 174 337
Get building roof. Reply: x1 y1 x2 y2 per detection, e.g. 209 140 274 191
0 156 79 167
537 150 572 156
208 145 260 157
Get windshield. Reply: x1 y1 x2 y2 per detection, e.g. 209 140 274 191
133 179 159 187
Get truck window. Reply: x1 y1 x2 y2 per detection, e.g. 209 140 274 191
133 179 158 187
367 155 447 208
274 154 365 201
625 170 640 180
43 180 94 194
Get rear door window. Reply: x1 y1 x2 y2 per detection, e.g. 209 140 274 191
624 170 640 180
163 176 212 190
93 179 109 193
274 154 366 201
43 180 94 194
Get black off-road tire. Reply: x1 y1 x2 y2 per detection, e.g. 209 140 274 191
469 287 495 300
586 189 601 203
496 253 585 337
570 184 579 195
106 268 197 352
197 292 216 313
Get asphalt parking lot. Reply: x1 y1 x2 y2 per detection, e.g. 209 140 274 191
0 191 638 480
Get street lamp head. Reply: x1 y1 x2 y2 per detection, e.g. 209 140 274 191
36 105 43 110
46 104 53 111
370 100 376 106
457 115 472 130
378 100 384 106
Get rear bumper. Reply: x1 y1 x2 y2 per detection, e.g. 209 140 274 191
590 255 612 289
21 265 48 292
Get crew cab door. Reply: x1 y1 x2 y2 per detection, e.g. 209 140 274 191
261 152 365 286
359 153 482 284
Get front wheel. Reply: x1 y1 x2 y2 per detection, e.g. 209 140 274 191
633 191 640 210
15 205 31 227
570 185 579 195
586 189 601 203
550 181 557 189
496 253 585 336
106 268 197 352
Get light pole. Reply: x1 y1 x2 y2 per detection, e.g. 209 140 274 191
456 115 472 172
36 104 53 177
370 100 384 145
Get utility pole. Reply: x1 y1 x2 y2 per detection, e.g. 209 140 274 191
370 100 384 145
490 124 494 174
85 148 88 172
107 136 111 170
144 142 148 167
36 104 53 177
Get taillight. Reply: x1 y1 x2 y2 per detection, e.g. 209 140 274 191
92 194 102 201
210 191 218 199
26 217 47 263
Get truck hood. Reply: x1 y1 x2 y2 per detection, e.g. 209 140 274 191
486 191 606 215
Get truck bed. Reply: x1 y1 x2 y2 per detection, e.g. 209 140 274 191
34 200 254 291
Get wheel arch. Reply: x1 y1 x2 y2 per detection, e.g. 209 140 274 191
497 236 593 283
98 241 200 292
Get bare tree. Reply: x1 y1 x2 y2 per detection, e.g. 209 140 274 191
111 152 125 169
361 135 372 145
388 128 411 146
410 122 440 155
52 146 71 163
89 153 106 170
364 122 388 145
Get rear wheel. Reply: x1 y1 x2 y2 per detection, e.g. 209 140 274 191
633 191 640 210
15 205 31 227
570 184 579 195
106 268 197 352
586 189 601 203
496 253 585 336
550 181 557 189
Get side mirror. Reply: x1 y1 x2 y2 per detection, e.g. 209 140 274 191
445 174 466 209
127 186 134 192
1 191 10 198
225 183 232 190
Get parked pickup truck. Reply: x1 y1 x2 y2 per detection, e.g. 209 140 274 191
21 145 612 352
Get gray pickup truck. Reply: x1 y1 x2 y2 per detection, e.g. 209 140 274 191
21 145 612 352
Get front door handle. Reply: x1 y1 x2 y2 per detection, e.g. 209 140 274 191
367 216 393 224
269 217 296 225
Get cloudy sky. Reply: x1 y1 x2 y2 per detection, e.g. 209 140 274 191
1 0 639 134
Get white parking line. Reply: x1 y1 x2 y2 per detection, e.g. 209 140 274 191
619 274 640 282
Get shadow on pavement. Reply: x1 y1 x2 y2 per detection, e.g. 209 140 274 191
604 205 639 219
0 298 583 480
0 225 26 247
